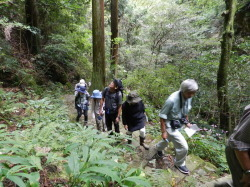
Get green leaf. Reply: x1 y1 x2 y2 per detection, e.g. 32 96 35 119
79 173 106 183
88 148 102 162
7 176 26 187
0 155 30 165
14 172 40 185
0 146 27 156
64 143 80 154
93 160 122 169
45 152 61 165
85 166 121 183
121 176 151 187
28 156 42 170
7 165 33 174
125 168 138 177
67 152 80 176
81 145 89 163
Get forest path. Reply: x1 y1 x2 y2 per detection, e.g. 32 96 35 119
63 94 231 186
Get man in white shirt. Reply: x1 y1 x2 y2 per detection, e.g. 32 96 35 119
155 79 198 174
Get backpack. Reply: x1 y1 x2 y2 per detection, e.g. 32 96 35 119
75 91 89 110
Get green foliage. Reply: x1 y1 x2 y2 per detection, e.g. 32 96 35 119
64 148 151 186
27 97 54 122
187 123 229 173
187 0 224 10
0 155 41 186
227 38 250 124
147 123 161 138
36 32 92 83
0 88 151 186
0 38 20 85
112 37 124 45
0 38 40 89
0 89 26 125
0 0 249 184
0 17 39 34
38 0 90 36
36 0 92 83
145 107 160 124
1 0 92 85
121 0 248 130
124 65 180 108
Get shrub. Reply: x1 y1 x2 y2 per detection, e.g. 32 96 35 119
187 123 229 173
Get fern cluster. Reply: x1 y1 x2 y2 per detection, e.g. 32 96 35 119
0 88 151 186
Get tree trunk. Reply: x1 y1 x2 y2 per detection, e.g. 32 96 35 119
91 0 106 92
25 0 40 54
217 0 237 131
110 0 118 78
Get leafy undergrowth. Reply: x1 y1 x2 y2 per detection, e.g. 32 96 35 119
0 86 230 186
187 123 229 173
0 87 151 187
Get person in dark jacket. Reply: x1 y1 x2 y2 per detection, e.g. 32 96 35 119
224 104 250 187
122 91 149 150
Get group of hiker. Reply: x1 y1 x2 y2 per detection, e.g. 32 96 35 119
74 78 198 173
74 78 149 149
74 78 250 186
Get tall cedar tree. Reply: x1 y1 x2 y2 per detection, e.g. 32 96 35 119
217 0 237 131
110 0 119 78
91 0 106 91
25 0 40 54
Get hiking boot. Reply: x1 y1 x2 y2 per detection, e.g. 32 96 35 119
175 165 189 174
128 139 132 144
139 136 149 150
157 151 164 158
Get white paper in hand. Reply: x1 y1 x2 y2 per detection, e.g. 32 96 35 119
184 124 200 137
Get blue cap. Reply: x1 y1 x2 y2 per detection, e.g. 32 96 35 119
91 90 102 99
76 85 86 93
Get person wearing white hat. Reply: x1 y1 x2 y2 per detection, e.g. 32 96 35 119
91 90 106 131
74 79 88 96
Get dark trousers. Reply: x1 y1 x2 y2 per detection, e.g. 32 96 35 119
76 107 88 123
225 145 244 187
105 112 120 133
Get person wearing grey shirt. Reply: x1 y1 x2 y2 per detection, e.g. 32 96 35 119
155 79 198 174
225 105 250 187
